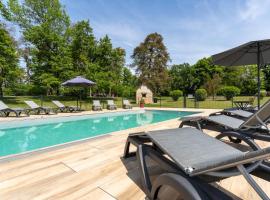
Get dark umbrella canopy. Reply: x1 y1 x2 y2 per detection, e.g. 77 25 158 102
212 39 270 108
62 76 96 109
62 76 96 87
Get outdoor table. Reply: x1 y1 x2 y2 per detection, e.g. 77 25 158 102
233 100 251 110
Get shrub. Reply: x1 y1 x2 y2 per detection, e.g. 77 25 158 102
195 89 207 101
259 90 267 99
218 86 240 100
170 90 183 101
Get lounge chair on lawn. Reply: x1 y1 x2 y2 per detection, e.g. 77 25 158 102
92 100 102 111
123 128 270 200
123 99 132 109
52 100 79 112
24 100 55 115
107 100 117 110
0 101 29 117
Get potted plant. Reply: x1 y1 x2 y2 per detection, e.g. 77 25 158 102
140 98 145 108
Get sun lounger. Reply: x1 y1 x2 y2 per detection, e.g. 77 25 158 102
0 101 29 117
92 100 102 111
123 99 132 109
52 100 79 112
107 100 117 110
180 99 270 141
123 128 270 200
24 100 55 114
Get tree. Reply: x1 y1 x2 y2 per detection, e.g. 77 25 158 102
193 57 224 90
169 63 196 94
263 65 270 91
132 33 170 95
69 20 95 75
5 0 73 95
0 23 21 96
93 36 125 96
122 67 137 87
204 73 222 100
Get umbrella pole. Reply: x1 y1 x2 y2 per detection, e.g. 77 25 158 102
257 43 261 108
77 95 79 109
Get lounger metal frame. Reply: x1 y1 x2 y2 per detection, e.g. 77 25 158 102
124 132 270 200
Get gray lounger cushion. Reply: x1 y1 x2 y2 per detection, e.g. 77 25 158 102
147 128 244 173
207 115 245 129
226 109 253 118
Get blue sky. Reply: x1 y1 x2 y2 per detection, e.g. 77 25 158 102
61 0 270 65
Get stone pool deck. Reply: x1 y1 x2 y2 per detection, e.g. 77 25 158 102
0 108 269 199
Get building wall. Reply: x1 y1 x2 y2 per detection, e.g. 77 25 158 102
136 85 153 104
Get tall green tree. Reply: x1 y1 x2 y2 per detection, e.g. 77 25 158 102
0 23 22 96
94 36 125 96
192 57 224 90
263 65 270 91
132 33 170 95
5 0 73 95
69 20 95 76
169 63 196 94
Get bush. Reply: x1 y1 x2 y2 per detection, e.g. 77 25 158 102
195 89 207 101
259 90 267 99
218 86 240 100
170 90 183 101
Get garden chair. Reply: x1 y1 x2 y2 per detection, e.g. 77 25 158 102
0 100 29 117
123 128 270 200
107 100 117 110
24 100 55 114
123 99 132 109
52 100 79 112
92 100 102 111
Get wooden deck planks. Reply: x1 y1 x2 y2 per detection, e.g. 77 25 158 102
0 115 269 199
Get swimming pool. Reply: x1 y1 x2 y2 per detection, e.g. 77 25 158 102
0 110 198 157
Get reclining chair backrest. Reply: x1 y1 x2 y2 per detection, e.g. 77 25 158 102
107 100 114 105
0 101 9 110
52 100 64 108
123 100 130 105
93 100 101 106
25 101 39 109
240 99 270 129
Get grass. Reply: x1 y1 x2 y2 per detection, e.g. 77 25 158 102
1 95 269 110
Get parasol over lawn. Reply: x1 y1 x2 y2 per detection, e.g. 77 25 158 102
212 39 270 108
62 76 96 109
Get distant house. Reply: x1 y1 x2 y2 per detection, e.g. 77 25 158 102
136 85 153 104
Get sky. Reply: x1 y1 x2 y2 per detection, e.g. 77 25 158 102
60 0 270 65
5 0 270 66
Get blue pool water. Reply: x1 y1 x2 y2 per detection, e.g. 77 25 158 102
0 110 197 157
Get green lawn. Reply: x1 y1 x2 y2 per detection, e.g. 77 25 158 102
1 96 269 110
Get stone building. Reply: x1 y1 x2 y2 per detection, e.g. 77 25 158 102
136 85 153 104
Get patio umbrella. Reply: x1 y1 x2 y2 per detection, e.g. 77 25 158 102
62 76 96 108
212 39 270 108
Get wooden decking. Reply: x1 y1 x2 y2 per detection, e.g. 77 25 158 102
0 109 269 199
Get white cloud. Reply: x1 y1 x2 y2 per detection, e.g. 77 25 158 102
240 0 270 21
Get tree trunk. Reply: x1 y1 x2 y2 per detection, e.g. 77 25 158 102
0 81 3 97
0 86 3 97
